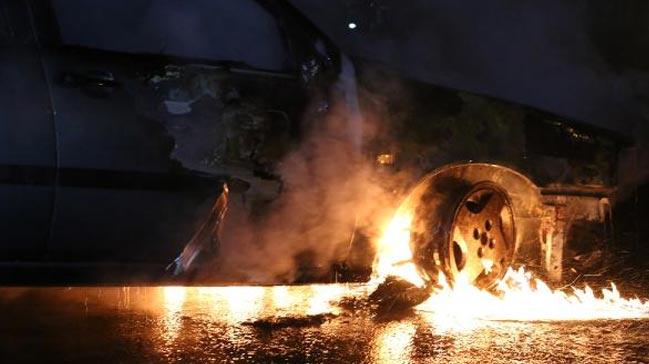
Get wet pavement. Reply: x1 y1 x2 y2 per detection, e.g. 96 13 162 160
1 284 649 363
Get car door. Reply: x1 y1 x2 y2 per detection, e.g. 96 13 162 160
0 1 55 260
33 0 304 263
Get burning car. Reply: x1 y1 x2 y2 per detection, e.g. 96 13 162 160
355 65 625 288
0 0 627 286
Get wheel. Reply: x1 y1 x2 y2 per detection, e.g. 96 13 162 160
402 163 543 288
444 182 515 287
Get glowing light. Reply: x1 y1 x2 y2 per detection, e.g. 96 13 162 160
161 286 186 342
222 286 265 323
348 22 357 30
376 153 395 166
308 284 345 315
271 286 292 311
162 286 186 313
373 321 416 364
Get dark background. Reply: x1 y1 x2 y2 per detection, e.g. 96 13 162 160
291 0 649 137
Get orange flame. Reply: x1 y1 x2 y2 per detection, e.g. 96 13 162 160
371 209 425 287
373 201 649 324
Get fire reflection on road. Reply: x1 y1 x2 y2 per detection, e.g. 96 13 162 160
161 286 186 343
373 320 416 364
1 284 649 363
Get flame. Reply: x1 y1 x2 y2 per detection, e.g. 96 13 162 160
371 205 425 287
420 268 649 327
373 201 649 325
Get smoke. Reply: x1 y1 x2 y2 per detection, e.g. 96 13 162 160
212 82 402 284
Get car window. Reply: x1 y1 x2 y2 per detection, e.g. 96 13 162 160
51 0 293 72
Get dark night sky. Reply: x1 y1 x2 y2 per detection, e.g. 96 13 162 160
291 0 649 138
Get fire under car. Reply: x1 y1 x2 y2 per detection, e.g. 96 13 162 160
0 0 627 286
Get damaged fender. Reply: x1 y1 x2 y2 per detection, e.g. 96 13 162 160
168 184 229 276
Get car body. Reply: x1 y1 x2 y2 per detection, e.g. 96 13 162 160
1 0 346 282
0 0 627 284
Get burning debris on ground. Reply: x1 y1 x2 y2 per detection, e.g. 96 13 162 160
243 313 337 330
367 276 432 319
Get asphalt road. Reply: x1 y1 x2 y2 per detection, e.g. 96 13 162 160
1 284 648 363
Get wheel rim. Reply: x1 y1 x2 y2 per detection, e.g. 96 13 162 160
446 182 515 288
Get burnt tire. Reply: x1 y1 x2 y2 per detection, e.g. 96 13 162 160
400 163 543 288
